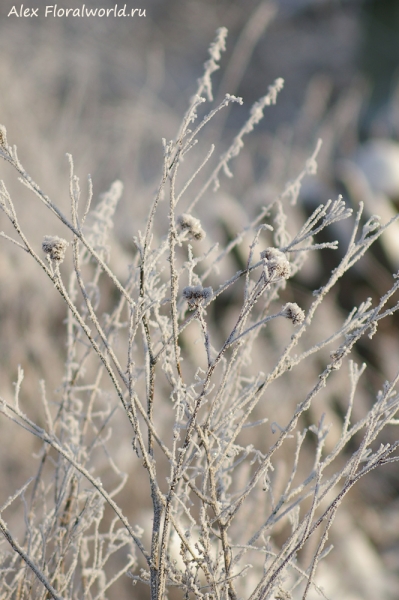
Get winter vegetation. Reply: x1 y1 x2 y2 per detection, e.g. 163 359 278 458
1 22 399 600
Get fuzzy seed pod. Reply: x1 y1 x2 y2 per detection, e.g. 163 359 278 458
281 302 305 325
177 213 206 241
42 235 69 263
182 285 212 309
260 247 291 279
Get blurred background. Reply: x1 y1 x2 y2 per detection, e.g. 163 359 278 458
1 0 399 598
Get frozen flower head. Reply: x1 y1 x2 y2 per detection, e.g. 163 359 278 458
42 235 69 263
177 213 206 241
281 302 305 326
260 247 291 280
182 285 212 309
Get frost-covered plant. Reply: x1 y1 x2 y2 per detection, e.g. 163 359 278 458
1 28 399 600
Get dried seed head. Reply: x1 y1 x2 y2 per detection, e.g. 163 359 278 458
182 285 212 309
281 302 305 326
177 213 206 241
260 247 291 279
42 235 69 263
260 247 281 261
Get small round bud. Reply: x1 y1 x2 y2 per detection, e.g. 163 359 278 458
182 285 212 309
260 247 291 279
177 213 206 241
42 235 69 263
281 302 305 325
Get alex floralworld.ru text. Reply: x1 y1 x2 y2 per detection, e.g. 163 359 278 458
8 4 146 17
